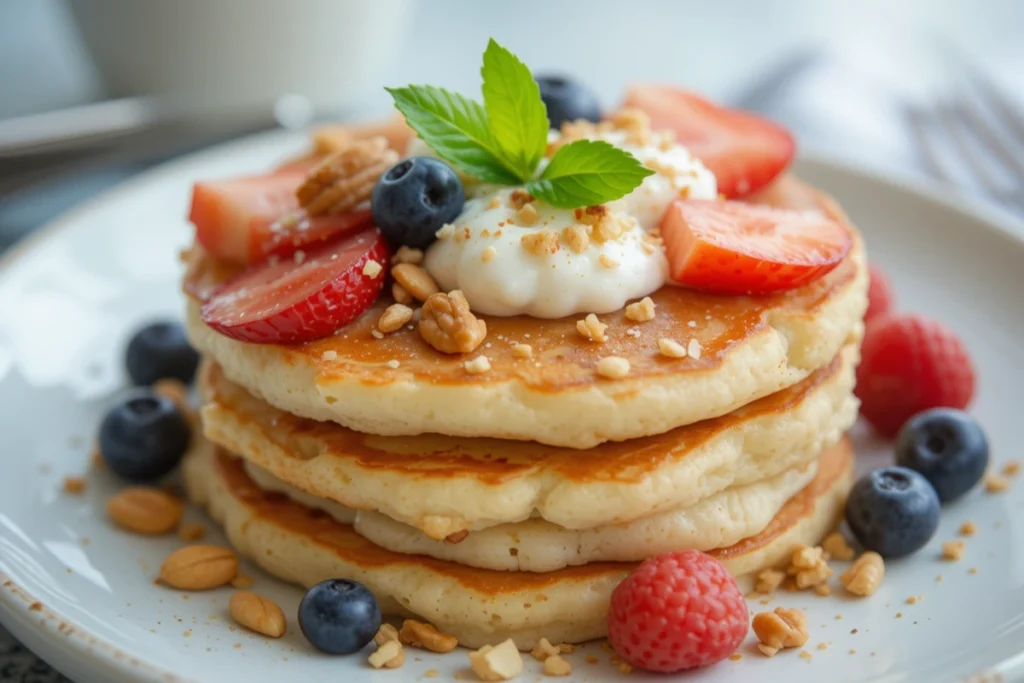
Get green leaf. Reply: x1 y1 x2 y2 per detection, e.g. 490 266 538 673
526 140 655 209
480 38 548 180
385 85 522 184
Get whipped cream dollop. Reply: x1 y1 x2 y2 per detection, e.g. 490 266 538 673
415 126 717 318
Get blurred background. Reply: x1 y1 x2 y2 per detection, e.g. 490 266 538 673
0 0 1023 254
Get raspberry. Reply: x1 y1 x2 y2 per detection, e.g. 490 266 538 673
856 313 976 438
865 263 895 322
607 550 748 672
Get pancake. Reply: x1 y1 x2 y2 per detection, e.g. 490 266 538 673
198 343 859 539
184 175 867 449
247 456 818 572
183 434 855 650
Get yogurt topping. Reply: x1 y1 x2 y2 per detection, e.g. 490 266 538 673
419 127 717 319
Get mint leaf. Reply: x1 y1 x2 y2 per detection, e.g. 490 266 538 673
386 85 521 184
480 39 548 180
526 140 655 209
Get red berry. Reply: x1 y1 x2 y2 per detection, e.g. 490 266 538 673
607 550 748 672
865 263 895 322
856 314 976 438
201 228 389 344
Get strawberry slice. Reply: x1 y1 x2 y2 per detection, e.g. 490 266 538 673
659 200 852 294
189 171 372 265
623 86 795 198
200 228 390 344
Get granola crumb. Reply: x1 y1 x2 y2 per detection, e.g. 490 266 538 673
542 654 572 677
942 540 966 561
657 338 687 358
486 196 502 210
560 224 591 253
576 314 608 342
62 476 86 494
788 544 832 589
985 473 1010 493
481 246 497 263
755 569 786 595
841 552 884 596
625 297 656 322
823 532 856 561
687 338 702 359
596 356 630 379
521 230 560 255
464 356 491 374
362 260 383 279
512 343 533 359
959 521 977 536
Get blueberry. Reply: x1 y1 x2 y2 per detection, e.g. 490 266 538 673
534 74 601 129
895 408 988 503
98 391 191 481
845 467 940 559
125 321 199 386
371 158 464 250
298 579 381 655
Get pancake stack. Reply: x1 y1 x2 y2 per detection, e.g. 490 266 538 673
182 173 868 650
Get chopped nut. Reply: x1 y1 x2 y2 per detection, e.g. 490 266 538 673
108 487 184 535
753 607 808 653
757 644 780 658
230 574 254 589
62 476 86 494
178 522 206 542
159 546 238 590
521 230 560 255
530 637 560 661
516 203 540 227
229 591 286 638
687 338 703 359
508 190 535 210
596 356 630 379
576 313 608 342
609 107 652 146
378 304 414 334
392 263 440 301
464 356 491 374
375 623 400 646
813 583 832 596
436 223 456 239
371 329 385 340
393 246 424 265
297 137 397 215
369 639 405 669
756 569 786 594
841 552 885 596
985 473 1010 493
942 540 966 561
959 521 977 537
486 197 502 210
468 639 523 681
392 283 413 305
1003 461 1021 476
788 545 832 589
560 224 591 253
599 254 620 268
481 246 497 262
823 532 856 561
420 291 487 354
362 260 383 279
657 338 688 358
321 350 338 361
558 644 574 654
399 619 458 653
625 297 656 322
512 343 533 358
543 654 573 677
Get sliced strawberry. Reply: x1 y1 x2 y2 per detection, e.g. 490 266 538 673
659 200 852 294
189 171 372 265
201 228 389 344
623 86 795 198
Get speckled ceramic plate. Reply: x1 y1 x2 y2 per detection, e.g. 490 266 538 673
1 130 1023 683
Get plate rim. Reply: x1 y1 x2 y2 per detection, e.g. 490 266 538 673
1 134 1023 683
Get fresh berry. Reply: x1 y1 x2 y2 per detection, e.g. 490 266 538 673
201 229 389 344
98 392 191 481
623 85 794 198
607 550 748 672
534 74 602 129
845 466 940 558
866 263 895 322
190 171 373 265
856 314 976 438
298 579 381 655
371 158 464 250
895 408 988 503
659 200 852 294
125 321 200 386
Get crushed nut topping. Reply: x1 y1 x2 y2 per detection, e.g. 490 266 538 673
436 223 456 239
560 224 591 253
521 230 560 255
515 202 541 227
486 196 502 210
369 639 405 669
62 476 86 494
596 356 630 379
959 521 977 536
392 283 413 305
608 107 653 146
420 290 487 354
942 540 966 561
393 246 424 265
658 338 687 358
755 569 786 595
392 263 440 301
823 532 856 561
378 304 414 334
362 260 383 279
512 343 533 358
625 297 656 322
464 356 492 374
985 473 1010 493
399 619 458 653
599 254 620 268
576 313 608 342
321 350 338 361
469 639 523 681
530 637 560 662
296 136 398 216
1003 461 1021 476
687 338 703 359
841 552 885 596
481 246 497 262
508 189 536 210
753 607 808 657
788 544 832 589
543 654 573 677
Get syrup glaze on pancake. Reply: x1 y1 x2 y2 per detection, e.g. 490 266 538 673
184 174 867 448
198 343 858 538
184 435 854 648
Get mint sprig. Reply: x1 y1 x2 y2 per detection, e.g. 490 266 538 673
386 40 653 209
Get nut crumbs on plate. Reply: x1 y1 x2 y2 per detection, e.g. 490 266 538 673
399 619 458 653
841 552 884 596
1003 461 1021 476
468 639 523 681
788 544 832 589
959 521 977 536
984 473 1010 493
62 476 87 494
530 638 560 661
543 654 573 677
753 607 808 657
822 532 856 561
368 639 405 669
755 569 786 594
942 540 966 561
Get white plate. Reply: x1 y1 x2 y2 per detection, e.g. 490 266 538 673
1 130 1023 683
